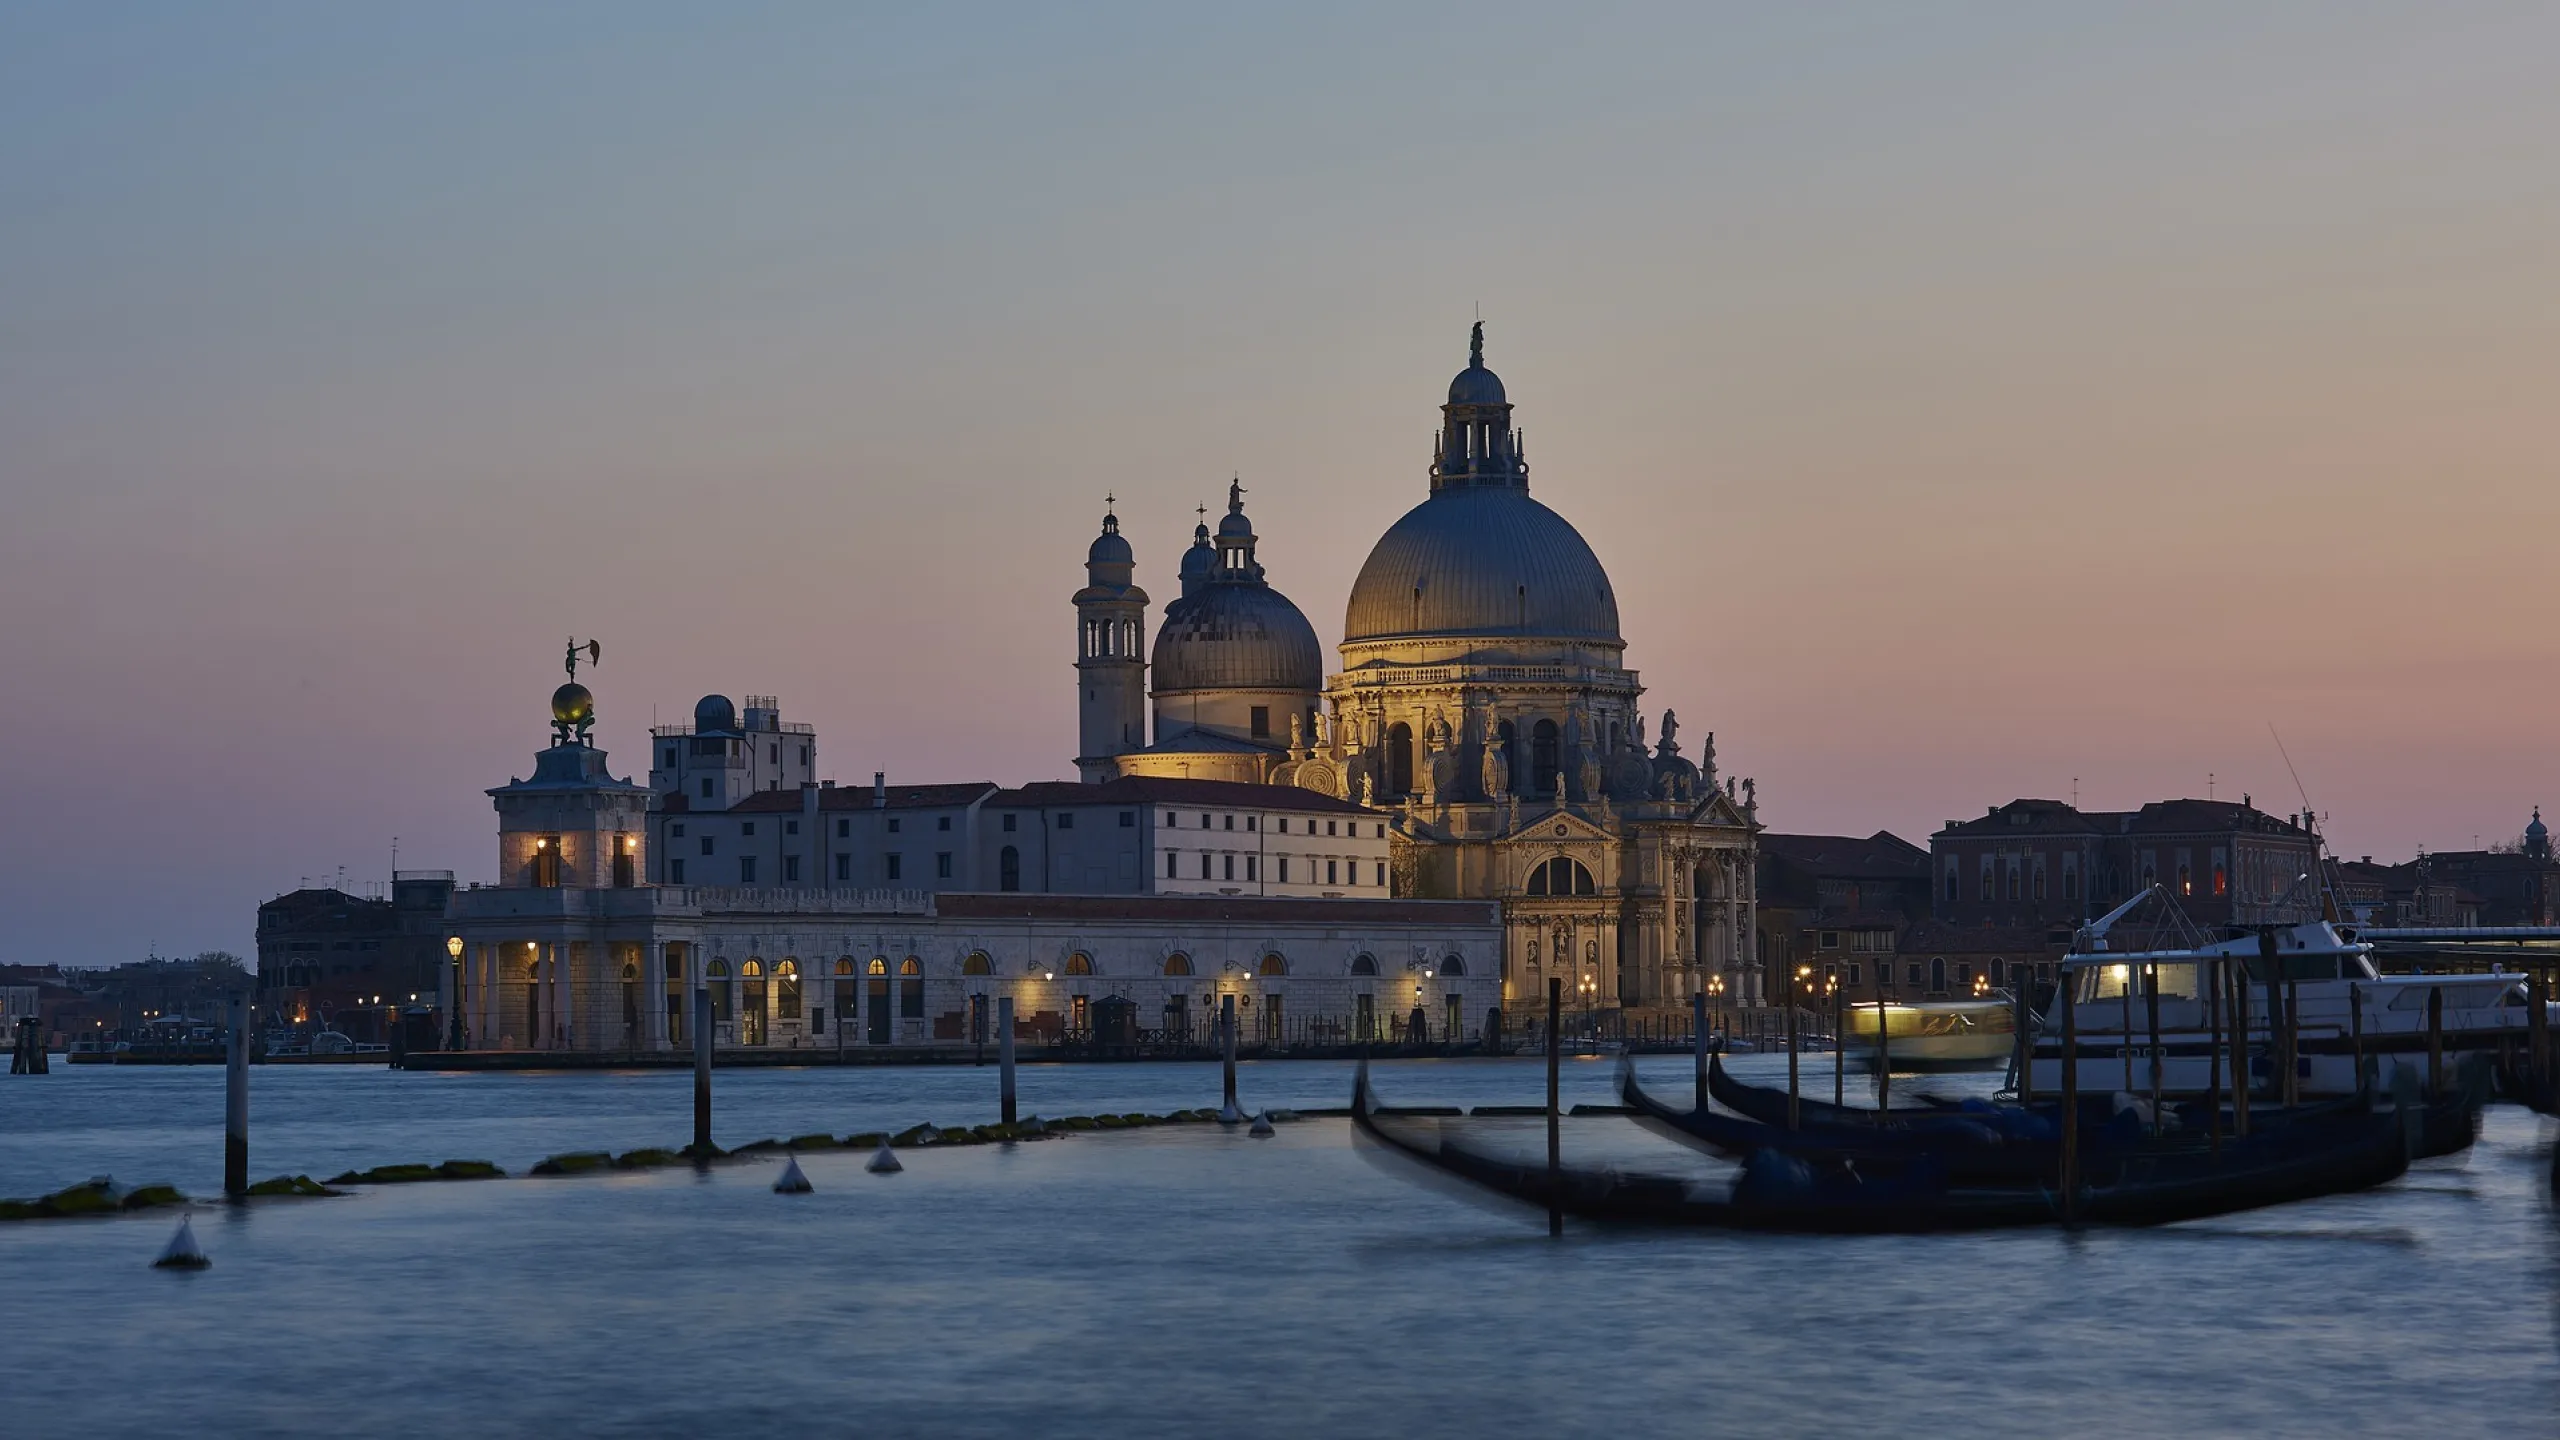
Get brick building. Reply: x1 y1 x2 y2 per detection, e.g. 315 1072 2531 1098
1752 831 1931 1004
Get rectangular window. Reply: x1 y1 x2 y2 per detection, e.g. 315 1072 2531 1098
740 857 758 883
671 823 686 838
937 816 951 832
1198 813 1210 828
1003 813 1017 832
936 852 953 879
1907 962 1924 986
1327 860 1338 885
1245 856 1257 881
663 747 677 767
1119 811 1135 828
2063 866 2079 900
834 854 850 882
836 819 850 838
1059 813 1075 830
1200 854 1212 880
1223 854 1235 881
1847 963 1862 986
784 820 798 836
1250 705 1270 739
741 822 756 837
700 779 714 800
1376 824 1386 838
887 818 901 833
1245 815 1257 832
1167 852 1180 879
1223 814 1235 831
783 856 800 882
1278 818 1289 833
670 858 686 884
769 743 778 764
1162 811 1174 826
700 837 714 856
1280 858 1290 884
1327 820 1338 837
886 854 903 881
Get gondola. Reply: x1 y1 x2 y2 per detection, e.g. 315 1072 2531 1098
1703 1053 1988 1133
1352 1063 2420 1232
1658 1054 2482 1167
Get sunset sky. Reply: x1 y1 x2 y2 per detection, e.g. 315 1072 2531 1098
5 4 2557 962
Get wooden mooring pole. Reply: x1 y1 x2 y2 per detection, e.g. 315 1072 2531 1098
1785 969 1801 1131
2529 970 2552 1110
1832 981 1845 1108
1221 993 1240 1119
2230 956 2251 1138
2012 978 2033 1105
1691 990 1709 1111
1546 977 1563 1239
692 984 713 1153
998 996 1018 1126
1875 996 1891 1111
2058 973 2079 1223
2426 985 2444 1099
2204 958 2223 1158
224 991 249 1199
2144 963 2164 1138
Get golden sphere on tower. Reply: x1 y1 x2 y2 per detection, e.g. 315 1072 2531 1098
551 682 595 726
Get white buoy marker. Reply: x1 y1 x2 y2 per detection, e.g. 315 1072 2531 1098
153 1215 210 1271
866 1141 903 1174
773 1155 813 1193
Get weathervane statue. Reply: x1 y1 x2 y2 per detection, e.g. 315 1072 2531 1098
552 637 603 745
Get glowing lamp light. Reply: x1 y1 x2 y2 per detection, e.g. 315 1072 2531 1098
447 936 464 959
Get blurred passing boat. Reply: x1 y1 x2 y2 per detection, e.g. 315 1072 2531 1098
1844 999 2015 1072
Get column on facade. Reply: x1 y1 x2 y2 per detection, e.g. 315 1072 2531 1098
545 942 565 1049
472 944 494 1048
645 943 669 1050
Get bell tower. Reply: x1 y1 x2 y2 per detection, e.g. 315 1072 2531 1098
1074 501 1150 783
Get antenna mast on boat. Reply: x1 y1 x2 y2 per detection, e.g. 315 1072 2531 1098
2269 723 2343 923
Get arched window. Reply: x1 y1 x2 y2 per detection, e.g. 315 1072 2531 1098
1349 954 1377 976
1990 958 2007 986
1531 719 1560 794
898 957 923 1019
1439 956 1466 977
1525 857 1596 896
834 957 855 977
1162 954 1192 976
1386 722 1415 797
740 959 768 1044
1000 845 1020 893
620 961 638 981
866 958 887 976
961 953 992 976
706 959 731 978
865 959 890 1043
2006 867 2020 902
1064 953 1094 976
1928 957 1946 994
1259 954 1288 976
774 959 800 1023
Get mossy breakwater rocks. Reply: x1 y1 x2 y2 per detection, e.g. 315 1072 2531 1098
325 1160 505 1186
245 1175 344 1198
0 1177 189 1222
528 1151 615 1176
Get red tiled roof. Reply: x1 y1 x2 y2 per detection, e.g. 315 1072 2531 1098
991 776 1380 816
716 783 1000 813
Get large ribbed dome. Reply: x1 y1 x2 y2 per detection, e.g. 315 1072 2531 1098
1344 486 1621 645
1152 584 1323 693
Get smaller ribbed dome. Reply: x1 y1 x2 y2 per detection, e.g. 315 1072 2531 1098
694 694 736 732
2530 808 2548 841
1087 516 1133 568
1151 585 1322 694
1448 363 1507 407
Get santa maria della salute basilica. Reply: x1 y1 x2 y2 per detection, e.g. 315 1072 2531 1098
1074 325 1763 1012
434 327 1762 1065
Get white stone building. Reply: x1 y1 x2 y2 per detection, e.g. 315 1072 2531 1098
446 687 1498 1054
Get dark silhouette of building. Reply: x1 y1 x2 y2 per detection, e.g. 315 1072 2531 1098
1753 831 1931 1003
255 872 456 1043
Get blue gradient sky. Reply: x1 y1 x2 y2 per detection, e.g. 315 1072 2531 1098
5 4 2557 962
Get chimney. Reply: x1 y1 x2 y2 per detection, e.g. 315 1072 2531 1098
873 772 887 808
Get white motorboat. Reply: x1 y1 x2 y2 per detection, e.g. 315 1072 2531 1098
2025 891 2555 1099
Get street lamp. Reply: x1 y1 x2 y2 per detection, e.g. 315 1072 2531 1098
446 937 465 1050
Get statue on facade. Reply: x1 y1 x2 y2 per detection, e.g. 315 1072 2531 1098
1480 735 1509 798
1354 772 1371 806
1287 712 1305 756
1658 708 1679 754
1632 711 1647 753
1425 706 1452 753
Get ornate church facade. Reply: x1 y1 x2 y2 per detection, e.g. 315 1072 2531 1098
1075 328 1763 1013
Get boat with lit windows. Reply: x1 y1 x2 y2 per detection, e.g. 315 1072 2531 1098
2024 891 2554 1101
1843 999 2016 1072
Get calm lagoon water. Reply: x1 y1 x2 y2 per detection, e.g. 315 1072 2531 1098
5 1056 2559 1439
